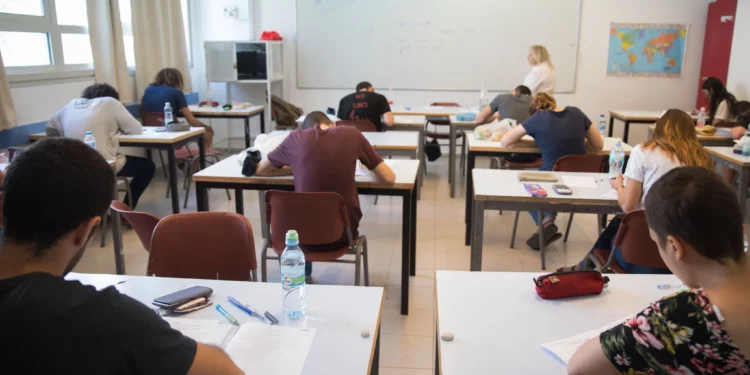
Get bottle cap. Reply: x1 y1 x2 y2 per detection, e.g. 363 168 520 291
285 230 299 245
85 131 92 135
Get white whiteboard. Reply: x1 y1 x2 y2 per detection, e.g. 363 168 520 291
295 0 581 92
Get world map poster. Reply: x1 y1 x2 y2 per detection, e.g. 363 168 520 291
607 23 688 77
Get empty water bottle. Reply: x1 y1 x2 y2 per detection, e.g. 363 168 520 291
479 85 488 109
608 139 625 180
743 140 750 157
164 102 174 127
597 114 607 136
696 107 706 128
280 230 306 319
83 131 96 150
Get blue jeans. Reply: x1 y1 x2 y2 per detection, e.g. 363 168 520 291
529 211 557 225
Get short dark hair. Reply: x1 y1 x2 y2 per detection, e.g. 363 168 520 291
644 166 744 262
82 83 120 100
356 81 373 91
300 111 333 130
2 138 115 256
514 85 531 96
151 68 185 90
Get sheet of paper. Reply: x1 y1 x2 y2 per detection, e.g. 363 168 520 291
164 318 235 348
561 175 598 188
541 318 627 365
225 324 316 375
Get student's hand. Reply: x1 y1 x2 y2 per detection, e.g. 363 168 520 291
609 174 623 190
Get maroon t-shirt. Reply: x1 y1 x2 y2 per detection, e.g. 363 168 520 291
267 125 384 240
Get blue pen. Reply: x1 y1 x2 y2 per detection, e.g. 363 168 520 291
227 296 268 324
216 304 239 326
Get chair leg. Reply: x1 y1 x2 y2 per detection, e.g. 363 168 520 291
251 269 258 282
374 196 379 205
564 213 574 242
354 242 362 287
490 157 501 169
100 210 109 247
460 135 466 177
362 237 370 287
158 151 168 179
510 211 520 248
261 242 269 282
183 160 195 209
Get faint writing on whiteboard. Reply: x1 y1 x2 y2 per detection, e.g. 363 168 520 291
397 20 431 27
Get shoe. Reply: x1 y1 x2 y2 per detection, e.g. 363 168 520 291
305 276 314 285
526 224 561 250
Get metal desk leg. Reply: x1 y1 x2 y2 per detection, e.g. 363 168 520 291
260 110 266 133
738 166 748 218
434 331 440 375
418 128 426 183
244 117 251 149
623 121 631 143
372 326 381 374
470 199 485 271
166 148 180 214
449 124 457 197
401 191 411 315
464 153 476 245
410 186 417 276
198 135 206 169
538 212 546 270
608 116 615 137
196 182 209 211
259 190 270 239
111 175 125 275
411 150 421 200
235 189 244 215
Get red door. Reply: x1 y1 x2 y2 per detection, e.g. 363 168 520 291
696 0 737 110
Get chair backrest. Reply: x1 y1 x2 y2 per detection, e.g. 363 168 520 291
110 201 160 253
614 210 668 270
552 155 608 173
142 112 165 126
430 102 460 107
148 212 257 281
265 190 350 254
338 119 378 132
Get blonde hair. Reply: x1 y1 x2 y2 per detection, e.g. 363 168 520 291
530 45 553 67
532 92 556 111
643 109 714 169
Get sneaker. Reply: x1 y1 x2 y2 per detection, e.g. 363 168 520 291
526 224 561 250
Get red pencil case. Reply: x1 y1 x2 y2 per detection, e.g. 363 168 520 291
533 270 610 300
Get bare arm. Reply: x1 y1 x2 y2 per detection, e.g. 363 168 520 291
180 107 209 127
585 125 604 151
499 125 528 147
567 338 620 375
610 174 642 213
255 158 292 177
187 343 244 375
383 112 395 127
475 106 495 125
371 161 396 184
731 126 746 140
115 101 143 135
46 108 64 136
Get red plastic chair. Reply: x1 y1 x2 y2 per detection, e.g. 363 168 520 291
587 210 668 273
425 102 467 174
261 190 369 286
110 201 160 253
148 212 258 281
338 119 378 132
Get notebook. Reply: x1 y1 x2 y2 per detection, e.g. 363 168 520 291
518 172 558 182
165 318 316 374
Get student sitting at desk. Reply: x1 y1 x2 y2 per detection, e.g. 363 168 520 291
46 83 154 209
141 68 214 147
475 85 533 125
568 167 750 375
256 111 396 283
0 138 243 374
500 93 603 249
337 81 394 132
702 77 739 134
559 109 714 274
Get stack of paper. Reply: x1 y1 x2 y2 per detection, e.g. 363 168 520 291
541 318 626 365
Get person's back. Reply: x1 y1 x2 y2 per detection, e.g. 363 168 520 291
490 92 532 123
337 82 393 132
142 84 187 114
523 106 590 171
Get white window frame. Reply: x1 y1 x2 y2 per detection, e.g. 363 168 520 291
0 0 94 83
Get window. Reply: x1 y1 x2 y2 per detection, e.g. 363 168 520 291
120 0 192 70
0 0 93 79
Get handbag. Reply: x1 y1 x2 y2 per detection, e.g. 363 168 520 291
241 150 263 176
425 138 442 162
533 270 610 300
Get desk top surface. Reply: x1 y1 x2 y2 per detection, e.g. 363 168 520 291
30 127 205 145
66 273 383 375
647 125 734 141
705 146 750 167
610 110 698 121
269 130 419 150
436 271 680 374
188 105 265 117
468 136 632 156
390 104 480 116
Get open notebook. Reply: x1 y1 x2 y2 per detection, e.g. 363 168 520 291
541 317 627 366
165 318 316 374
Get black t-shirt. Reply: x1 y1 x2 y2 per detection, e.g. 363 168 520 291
0 272 197 374
337 91 392 132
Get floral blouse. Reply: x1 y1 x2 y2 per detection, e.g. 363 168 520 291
600 290 750 375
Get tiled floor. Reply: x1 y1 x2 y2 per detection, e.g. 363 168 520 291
75 152 605 374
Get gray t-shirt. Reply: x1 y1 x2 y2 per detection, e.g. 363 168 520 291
489 93 532 123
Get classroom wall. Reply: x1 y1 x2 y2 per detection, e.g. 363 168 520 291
727 0 750 101
254 0 709 145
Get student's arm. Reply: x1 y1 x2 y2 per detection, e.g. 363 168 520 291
256 136 294 176
475 106 495 125
712 100 731 127
584 124 604 151
255 158 292 176
115 101 143 135
381 96 394 127
187 344 244 375
372 162 396 184
359 133 395 183
611 174 642 213
383 112 395 127
499 124 529 147
567 338 620 375
45 110 64 137
731 126 746 140
180 107 208 127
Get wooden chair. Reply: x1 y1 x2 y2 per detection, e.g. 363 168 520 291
586 210 668 273
261 190 369 286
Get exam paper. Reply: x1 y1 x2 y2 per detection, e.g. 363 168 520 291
561 175 598 188
226 324 316 375
164 318 235 348
541 318 627 365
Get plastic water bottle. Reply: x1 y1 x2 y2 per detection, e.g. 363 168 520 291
479 85 488 109
608 140 625 179
83 131 96 150
164 102 174 126
743 141 750 157
597 114 607 136
280 230 306 319
696 107 706 128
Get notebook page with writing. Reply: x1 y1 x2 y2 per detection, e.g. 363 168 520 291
541 317 628 365
164 318 237 348
225 324 316 375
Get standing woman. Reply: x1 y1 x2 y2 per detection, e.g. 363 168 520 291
523 45 556 95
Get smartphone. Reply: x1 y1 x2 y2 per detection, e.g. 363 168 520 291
553 184 572 195
524 183 547 197
153 286 213 309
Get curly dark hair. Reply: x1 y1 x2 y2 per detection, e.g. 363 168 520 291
151 68 185 90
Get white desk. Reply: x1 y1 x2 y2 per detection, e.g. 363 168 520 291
435 271 680 374
66 273 383 374
609 110 698 143
705 146 750 217
647 125 734 147
193 159 420 315
189 105 265 149
468 170 621 270
390 104 480 116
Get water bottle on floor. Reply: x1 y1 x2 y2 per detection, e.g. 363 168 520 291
164 102 174 127
608 139 625 179
696 107 706 128
281 230 306 319
597 114 607 136
83 131 96 150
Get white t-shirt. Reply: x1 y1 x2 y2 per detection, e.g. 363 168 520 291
623 144 682 210
523 62 556 95
714 99 737 123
